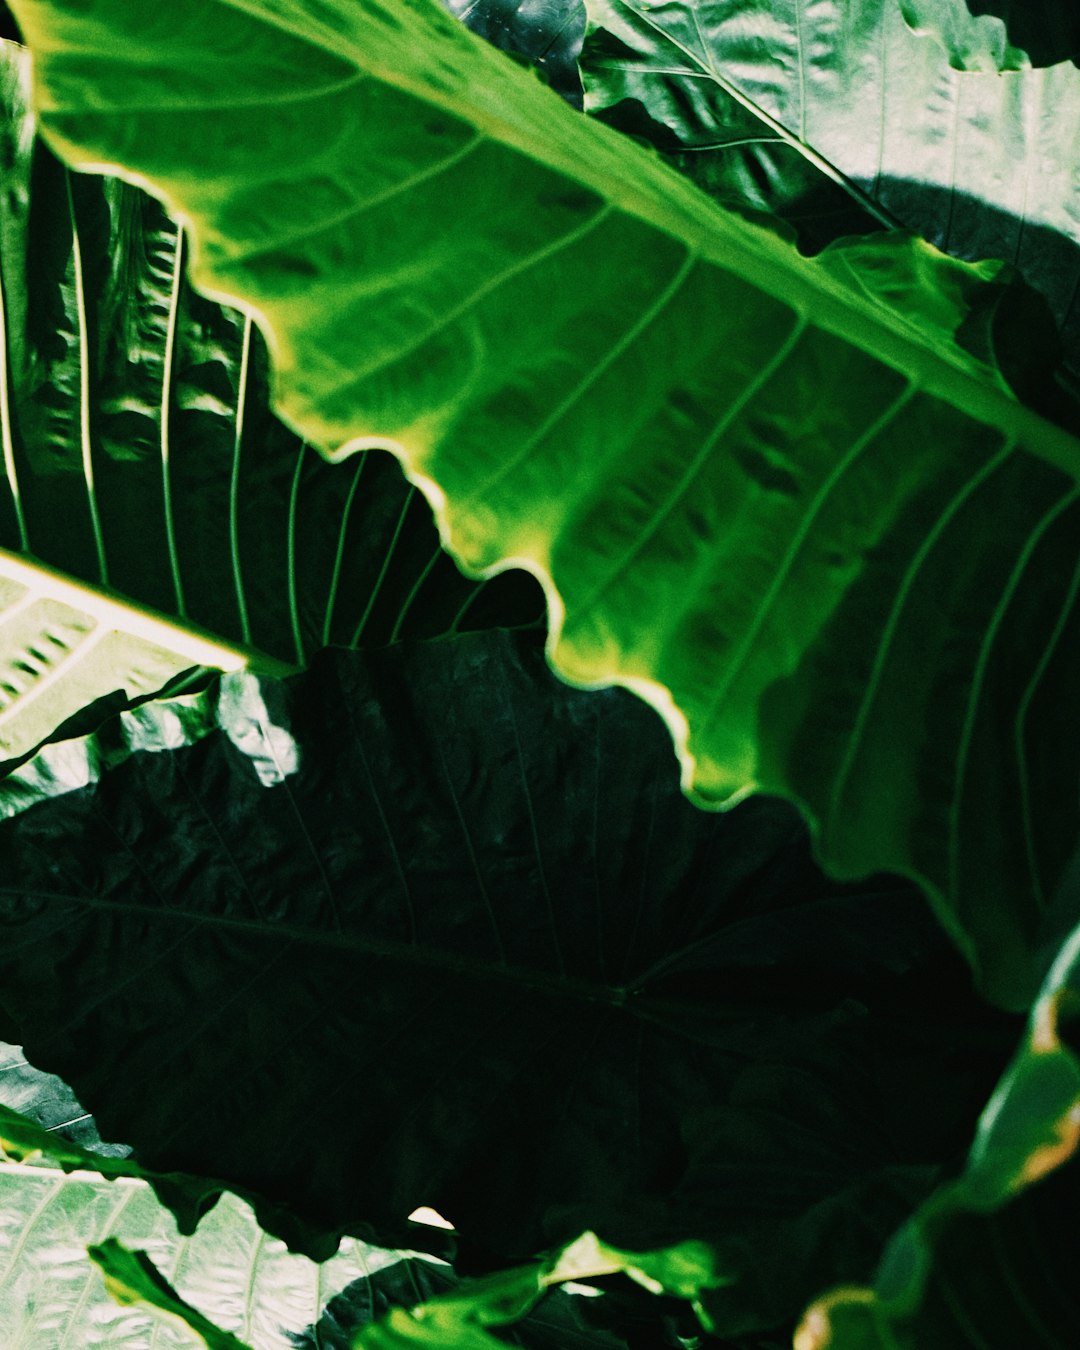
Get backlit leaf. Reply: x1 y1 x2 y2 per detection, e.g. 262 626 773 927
0 36 542 759
12 0 1080 1003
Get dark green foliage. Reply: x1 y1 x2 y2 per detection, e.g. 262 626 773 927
0 633 1017 1337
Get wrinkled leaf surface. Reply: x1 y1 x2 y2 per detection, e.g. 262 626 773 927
579 0 1080 378
0 631 1017 1337
900 0 1080 70
0 1159 400 1350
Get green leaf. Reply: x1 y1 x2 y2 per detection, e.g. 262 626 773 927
350 1236 721 1349
579 0 1080 383
793 909 1080 1349
0 1152 405 1350
298 1254 634 1350
13 0 1080 1004
899 0 1080 71
0 36 542 762
88 1239 256 1350
0 630 1018 1337
353 1262 546 1349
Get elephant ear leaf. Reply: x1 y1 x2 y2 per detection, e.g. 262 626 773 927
899 0 1080 70
578 0 1080 397
13 0 1080 1014
0 35 542 766
0 629 1017 1338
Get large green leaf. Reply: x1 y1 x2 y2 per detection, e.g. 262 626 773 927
579 0 1080 385
0 631 1017 1339
0 36 542 760
13 0 1080 1004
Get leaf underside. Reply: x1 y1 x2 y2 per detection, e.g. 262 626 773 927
0 1160 397 1350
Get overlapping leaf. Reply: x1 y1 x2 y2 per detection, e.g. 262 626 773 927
579 0 1080 384
793 904 1080 1348
13 0 1080 1003
0 36 542 759
0 631 1017 1339
0 1155 401 1350
299 1253 635 1350
900 0 1080 70
443 0 586 107
0 1038 126 1154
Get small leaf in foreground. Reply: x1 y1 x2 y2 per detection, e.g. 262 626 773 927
355 1263 545 1349
89 1238 255 1350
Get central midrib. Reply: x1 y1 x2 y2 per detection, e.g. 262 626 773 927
3 887 645 1010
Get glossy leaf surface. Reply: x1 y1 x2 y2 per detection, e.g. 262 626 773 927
0 1157 401 1350
579 0 1080 382
900 0 1080 70
0 632 1016 1338
13 0 1080 1002
0 38 542 748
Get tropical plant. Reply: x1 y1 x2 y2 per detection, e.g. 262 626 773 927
1 0 1080 1347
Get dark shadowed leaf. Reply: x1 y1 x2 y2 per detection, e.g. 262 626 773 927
443 0 586 106
793 910 1080 1348
0 631 1017 1338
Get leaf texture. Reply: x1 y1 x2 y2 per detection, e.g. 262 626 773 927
13 0 1080 1005
0 37 543 731
899 0 1080 70
0 1159 402 1350
0 1038 126 1155
579 0 1080 386
0 547 274 768
0 631 1018 1338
